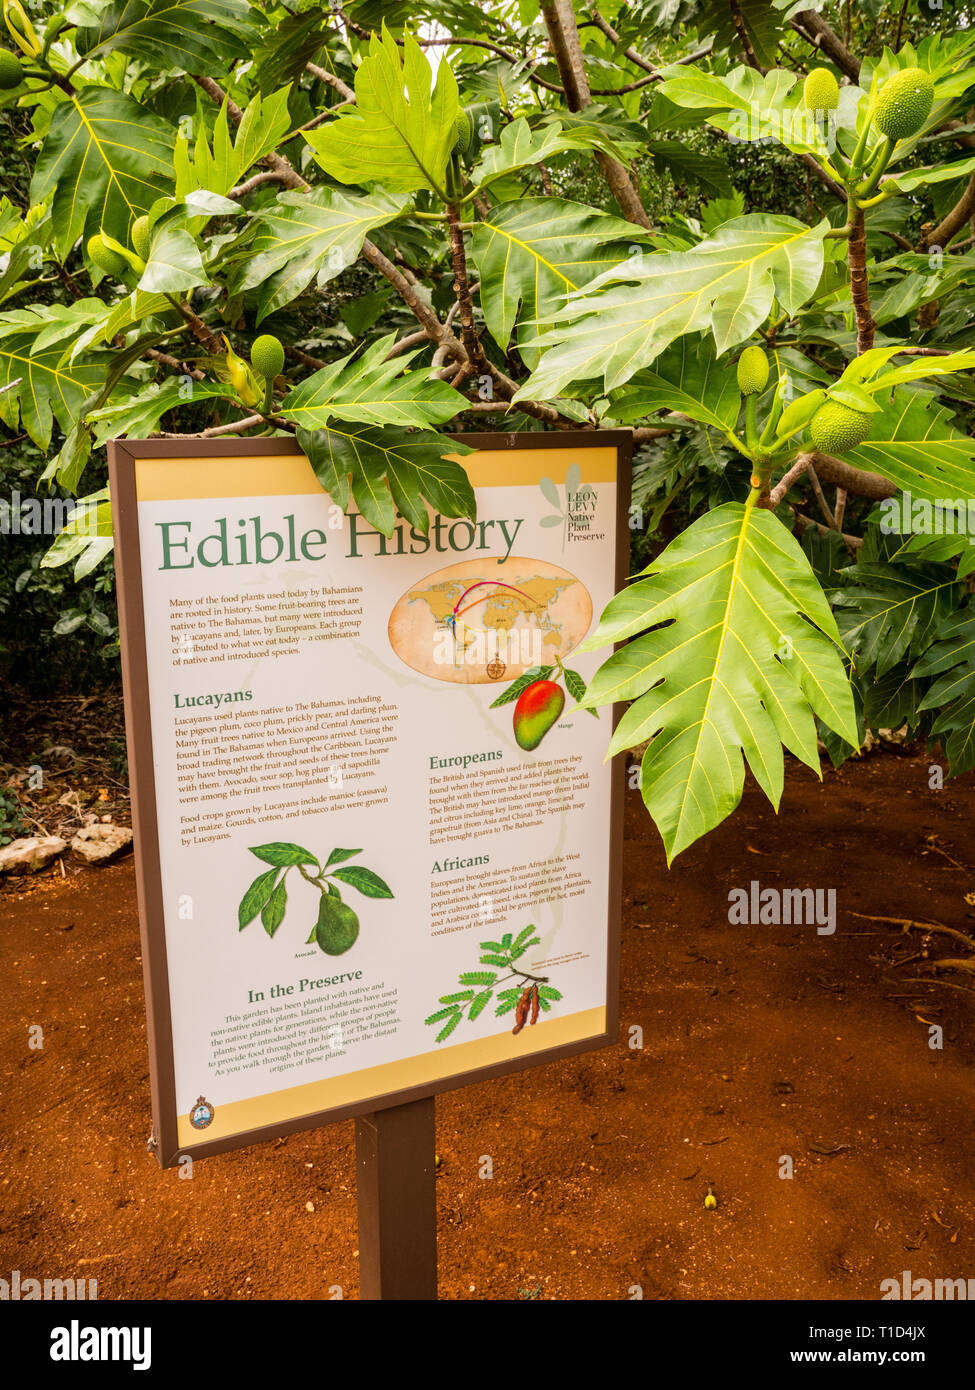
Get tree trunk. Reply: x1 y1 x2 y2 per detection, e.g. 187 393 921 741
539 1 652 230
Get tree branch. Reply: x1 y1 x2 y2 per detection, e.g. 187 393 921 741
305 60 355 103
144 348 205 382
924 171 975 250
168 297 223 356
791 10 861 82
589 9 657 73
768 454 809 505
162 414 265 438
808 450 896 500
227 170 294 199
848 208 875 352
729 0 764 72
794 511 863 548
446 202 487 373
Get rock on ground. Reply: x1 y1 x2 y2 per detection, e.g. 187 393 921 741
70 824 134 864
0 836 68 873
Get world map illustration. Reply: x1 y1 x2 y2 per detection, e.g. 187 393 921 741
387 556 593 684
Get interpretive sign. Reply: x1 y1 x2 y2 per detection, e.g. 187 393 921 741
110 432 629 1166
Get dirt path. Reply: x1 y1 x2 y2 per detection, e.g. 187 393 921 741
2 751 973 1300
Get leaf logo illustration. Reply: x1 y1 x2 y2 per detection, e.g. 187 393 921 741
538 464 594 549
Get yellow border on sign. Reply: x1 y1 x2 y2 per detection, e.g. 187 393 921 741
134 448 618 502
177 1006 604 1147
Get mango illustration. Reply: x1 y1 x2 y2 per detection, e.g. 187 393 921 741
315 893 360 955
513 678 564 751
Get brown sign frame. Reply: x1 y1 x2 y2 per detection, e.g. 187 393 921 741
109 430 631 1167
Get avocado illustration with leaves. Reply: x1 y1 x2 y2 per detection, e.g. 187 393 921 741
237 842 392 955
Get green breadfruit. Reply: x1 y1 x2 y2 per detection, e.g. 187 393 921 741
809 400 873 454
0 49 23 88
453 109 473 154
131 215 152 260
251 333 286 381
873 66 934 141
803 68 839 112
87 233 129 278
737 345 769 396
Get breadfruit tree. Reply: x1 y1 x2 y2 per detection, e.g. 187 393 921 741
2 0 974 861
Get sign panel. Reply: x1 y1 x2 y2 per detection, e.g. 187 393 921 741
110 433 629 1165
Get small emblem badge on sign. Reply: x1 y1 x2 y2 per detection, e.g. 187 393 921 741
189 1096 215 1130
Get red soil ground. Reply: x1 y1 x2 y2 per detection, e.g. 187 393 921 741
1 749 974 1300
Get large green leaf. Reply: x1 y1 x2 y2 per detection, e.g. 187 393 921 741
830 562 961 677
833 346 975 395
89 378 237 443
0 313 112 448
517 215 827 399
913 607 975 774
76 0 256 69
69 290 173 358
840 393 975 508
298 425 474 537
884 154 975 195
468 118 601 189
304 27 458 194
138 221 209 294
31 88 175 257
40 488 114 582
279 335 465 430
579 503 857 863
233 187 407 320
470 197 647 363
174 89 292 199
605 336 741 432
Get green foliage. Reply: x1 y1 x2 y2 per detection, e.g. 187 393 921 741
232 187 407 321
1 0 974 858
518 216 828 398
581 502 858 863
913 608 975 773
304 27 459 196
31 88 175 255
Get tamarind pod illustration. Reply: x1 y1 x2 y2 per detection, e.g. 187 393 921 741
529 985 540 1026
512 987 532 1035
